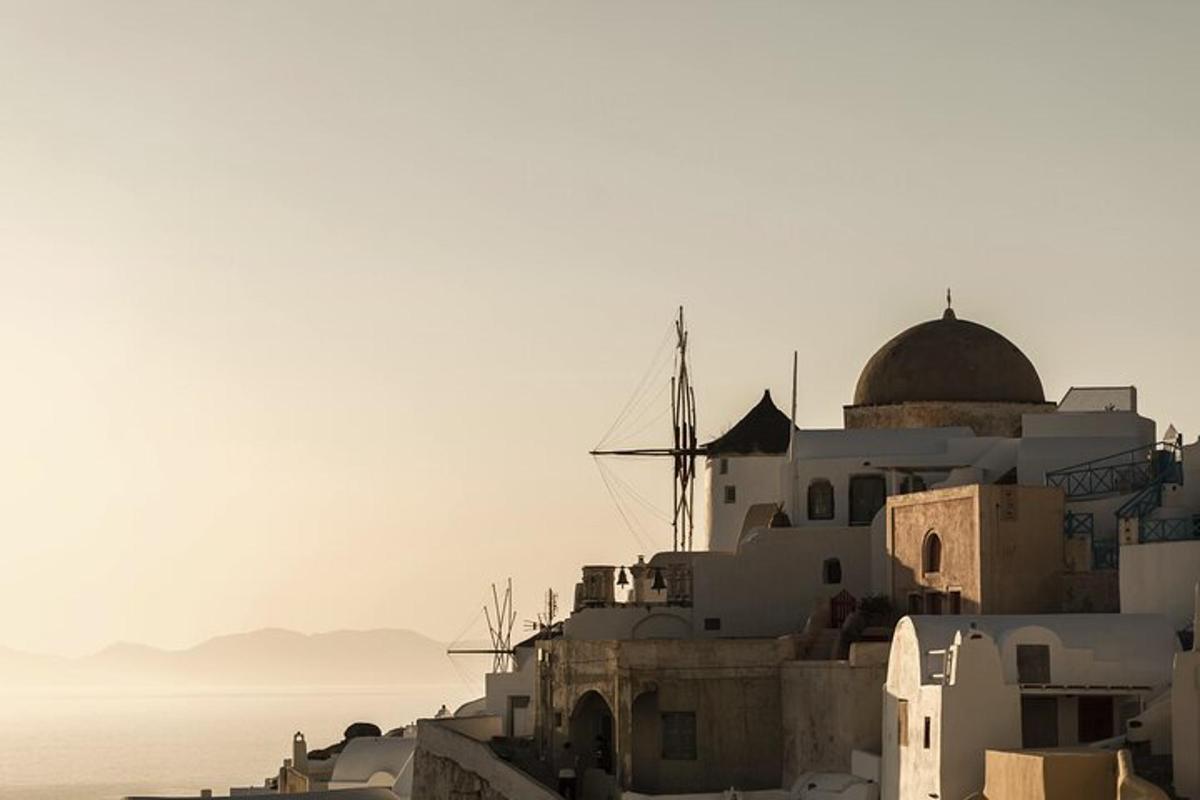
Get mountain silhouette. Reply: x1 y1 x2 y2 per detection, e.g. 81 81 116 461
0 629 491 687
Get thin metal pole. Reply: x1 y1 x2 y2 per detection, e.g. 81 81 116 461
788 351 798 518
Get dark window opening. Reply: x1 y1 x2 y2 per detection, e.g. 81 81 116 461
661 712 697 760
900 474 927 494
923 532 942 575
948 590 962 614
926 592 944 615
822 557 842 585
719 458 729 475
723 485 736 504
923 716 932 749
703 617 721 631
907 593 924 614
1017 644 1052 684
849 475 887 526
1021 696 1059 749
807 479 835 521
1078 696 1115 743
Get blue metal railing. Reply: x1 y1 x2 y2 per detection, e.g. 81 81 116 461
1064 511 1095 537
1140 516 1200 543
1045 441 1182 500
1116 481 1166 522
1052 439 1189 568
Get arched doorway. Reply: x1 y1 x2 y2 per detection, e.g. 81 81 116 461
570 691 615 776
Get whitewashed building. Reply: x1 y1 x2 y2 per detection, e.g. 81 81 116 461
881 614 1178 800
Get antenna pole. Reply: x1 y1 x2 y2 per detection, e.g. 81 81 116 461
788 351 797 516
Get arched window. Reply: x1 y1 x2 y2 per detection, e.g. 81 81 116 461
808 479 835 521
822 557 842 585
923 531 942 575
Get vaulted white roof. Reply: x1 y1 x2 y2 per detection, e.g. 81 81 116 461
894 614 1178 689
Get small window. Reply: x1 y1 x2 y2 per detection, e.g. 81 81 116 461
948 590 962 614
723 485 736 504
923 531 942 575
704 617 721 631
907 593 924 614
849 475 887 525
661 712 697 760
822 557 842 585
897 699 909 747
807 479 835 521
900 474 927 494
926 592 943 615
554 711 563 728
719 458 729 475
1017 644 1051 684
923 716 932 749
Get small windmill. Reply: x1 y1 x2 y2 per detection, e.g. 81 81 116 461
446 578 517 674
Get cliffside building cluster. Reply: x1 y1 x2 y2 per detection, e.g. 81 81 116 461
415 302 1200 800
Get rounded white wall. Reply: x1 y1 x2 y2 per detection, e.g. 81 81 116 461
705 454 784 552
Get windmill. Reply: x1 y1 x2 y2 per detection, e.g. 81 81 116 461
591 307 702 552
446 579 517 673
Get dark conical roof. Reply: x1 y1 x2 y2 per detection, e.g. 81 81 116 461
705 390 793 455
853 307 1045 406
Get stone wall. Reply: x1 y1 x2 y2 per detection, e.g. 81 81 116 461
412 718 559 800
780 659 887 785
844 400 1055 437
887 484 1067 615
1060 570 1119 613
541 638 789 795
412 750 512 800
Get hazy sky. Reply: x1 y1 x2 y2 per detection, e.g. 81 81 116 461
1 1 1197 657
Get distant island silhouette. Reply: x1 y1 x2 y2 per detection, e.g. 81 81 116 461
0 628 489 687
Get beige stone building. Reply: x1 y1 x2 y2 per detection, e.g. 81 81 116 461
886 484 1067 615
536 636 885 796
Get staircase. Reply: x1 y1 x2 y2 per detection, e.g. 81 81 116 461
1046 440 1184 568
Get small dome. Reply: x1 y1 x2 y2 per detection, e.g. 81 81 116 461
853 307 1045 406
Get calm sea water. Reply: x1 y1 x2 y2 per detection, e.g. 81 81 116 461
0 685 479 800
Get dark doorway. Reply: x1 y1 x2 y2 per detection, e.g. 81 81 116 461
1077 695 1115 743
570 691 615 775
1021 696 1059 749
849 474 887 525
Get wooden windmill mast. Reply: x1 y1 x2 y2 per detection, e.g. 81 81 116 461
591 307 701 551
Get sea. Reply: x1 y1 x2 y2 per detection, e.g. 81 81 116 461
0 685 478 800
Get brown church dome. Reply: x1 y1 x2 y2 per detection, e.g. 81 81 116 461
852 307 1045 407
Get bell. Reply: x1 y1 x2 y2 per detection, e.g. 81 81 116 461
651 567 666 592
616 567 629 587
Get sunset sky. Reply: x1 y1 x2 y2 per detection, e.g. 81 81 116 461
1 1 1198 657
